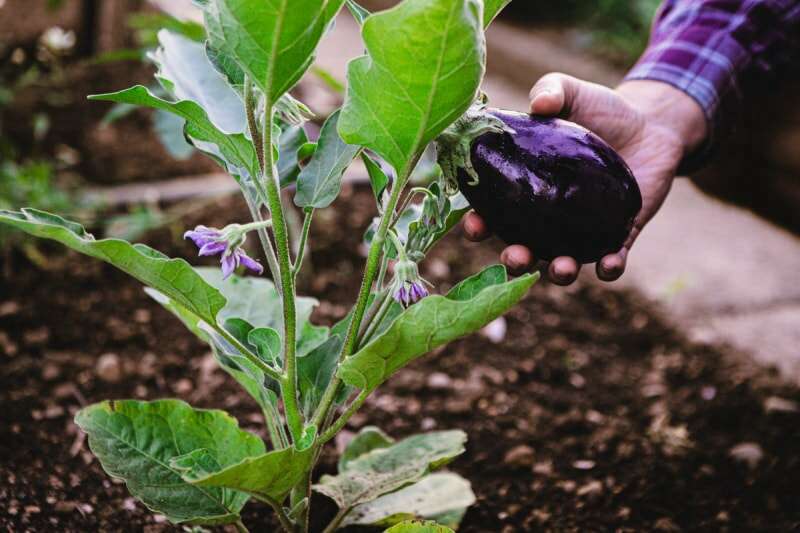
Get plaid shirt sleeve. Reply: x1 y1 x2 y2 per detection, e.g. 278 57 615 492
625 0 800 169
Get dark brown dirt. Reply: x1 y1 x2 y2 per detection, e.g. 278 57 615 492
1 58 217 185
1 188 800 533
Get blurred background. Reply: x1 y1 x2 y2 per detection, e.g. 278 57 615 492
1 1 799 531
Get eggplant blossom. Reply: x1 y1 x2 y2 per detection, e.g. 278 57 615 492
184 223 266 279
389 231 432 307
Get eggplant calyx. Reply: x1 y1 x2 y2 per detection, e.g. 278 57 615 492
435 103 512 194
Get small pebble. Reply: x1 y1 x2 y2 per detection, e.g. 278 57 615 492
576 479 603 499
764 396 799 413
729 442 764 469
481 317 507 344
426 372 452 389
503 445 535 467
573 459 596 470
96 353 123 383
701 386 717 401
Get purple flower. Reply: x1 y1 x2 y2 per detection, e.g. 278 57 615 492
184 225 222 248
221 248 264 279
393 281 429 307
184 224 263 280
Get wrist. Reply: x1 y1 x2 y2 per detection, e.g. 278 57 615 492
617 80 708 156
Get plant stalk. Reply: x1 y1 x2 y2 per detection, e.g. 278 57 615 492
261 102 305 443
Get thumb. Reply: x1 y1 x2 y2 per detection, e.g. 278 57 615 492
529 72 581 117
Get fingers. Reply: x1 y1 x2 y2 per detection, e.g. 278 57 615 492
500 245 534 276
596 248 628 282
548 256 581 286
529 73 578 117
463 211 491 242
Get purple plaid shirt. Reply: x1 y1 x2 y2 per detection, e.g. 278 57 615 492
625 0 800 155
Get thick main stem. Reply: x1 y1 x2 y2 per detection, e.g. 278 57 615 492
261 101 304 443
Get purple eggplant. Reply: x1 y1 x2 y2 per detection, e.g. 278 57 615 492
453 109 642 264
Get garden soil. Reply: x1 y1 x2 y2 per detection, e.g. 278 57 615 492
1 188 799 532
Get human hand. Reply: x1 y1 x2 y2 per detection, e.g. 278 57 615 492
464 74 708 284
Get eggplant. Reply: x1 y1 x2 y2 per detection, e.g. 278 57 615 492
450 109 642 264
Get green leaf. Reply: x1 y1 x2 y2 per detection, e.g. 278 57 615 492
151 30 247 135
346 0 371 24
186 441 315 502
89 85 258 180
446 263 507 301
343 473 475 528
75 400 264 525
483 0 511 27
362 152 390 202
278 124 310 187
0 209 225 327
384 520 455 533
298 335 343 418
339 268 538 393
295 110 361 208
338 0 485 174
314 430 466 510
338 426 395 472
198 268 319 333
248 327 282 365
202 0 345 102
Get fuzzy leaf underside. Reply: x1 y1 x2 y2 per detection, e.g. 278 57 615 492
343 473 475 528
314 430 467 510
338 268 538 393
0 209 226 327
338 426 395 472
338 0 486 173
151 29 247 135
74 399 264 525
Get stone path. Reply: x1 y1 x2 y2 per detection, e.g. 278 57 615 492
154 2 800 382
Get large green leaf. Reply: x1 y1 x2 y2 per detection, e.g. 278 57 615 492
314 430 466 510
338 0 485 174
338 267 538 393
483 0 511 27
89 85 258 179
151 29 247 135
185 441 315 502
385 521 455 533
202 0 345 102
343 473 475 528
75 400 264 525
0 209 226 327
294 110 361 208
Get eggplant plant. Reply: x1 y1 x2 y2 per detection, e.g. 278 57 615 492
0 0 538 531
